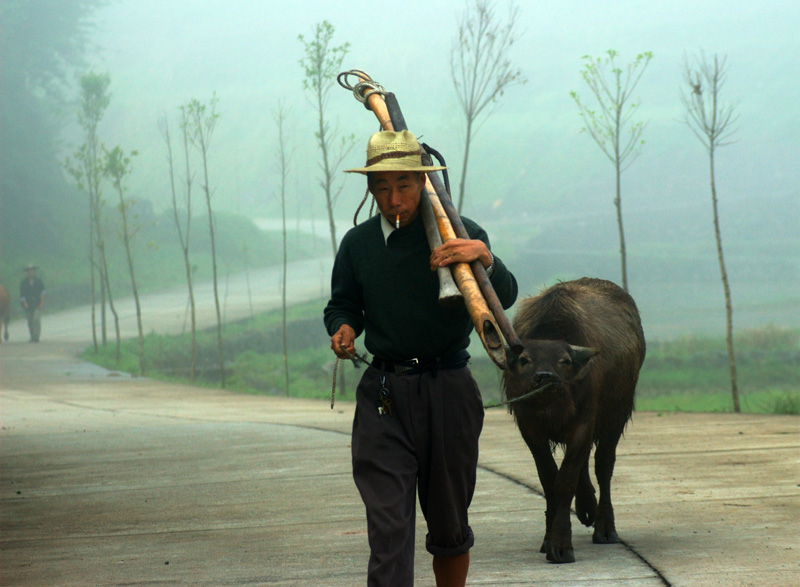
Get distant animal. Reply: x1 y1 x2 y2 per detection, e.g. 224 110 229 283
0 284 10 342
502 277 646 564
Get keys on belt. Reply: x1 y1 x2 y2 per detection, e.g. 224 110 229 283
377 375 393 416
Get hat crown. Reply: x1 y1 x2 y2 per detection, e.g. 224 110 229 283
344 130 447 175
365 131 422 164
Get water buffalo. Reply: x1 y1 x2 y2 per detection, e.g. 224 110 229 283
502 277 646 563
0 285 10 342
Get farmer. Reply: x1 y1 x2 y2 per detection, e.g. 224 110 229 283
20 263 45 342
324 130 518 586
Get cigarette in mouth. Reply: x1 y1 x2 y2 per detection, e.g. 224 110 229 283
395 214 400 229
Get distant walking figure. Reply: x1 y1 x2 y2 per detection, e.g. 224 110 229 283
0 285 10 342
20 264 45 342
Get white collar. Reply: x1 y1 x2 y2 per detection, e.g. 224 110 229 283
379 214 396 245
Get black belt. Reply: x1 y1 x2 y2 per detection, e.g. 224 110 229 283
371 350 469 375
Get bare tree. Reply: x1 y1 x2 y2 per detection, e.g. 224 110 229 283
159 110 198 382
680 52 740 413
185 94 225 387
64 71 113 351
273 100 293 396
242 242 254 318
450 0 526 214
571 49 653 292
104 145 145 374
299 20 356 257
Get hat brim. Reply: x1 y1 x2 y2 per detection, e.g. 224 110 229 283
344 163 447 175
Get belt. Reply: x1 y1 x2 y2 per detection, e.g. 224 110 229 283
370 350 470 375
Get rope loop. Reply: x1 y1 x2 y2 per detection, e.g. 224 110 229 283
337 70 386 109
482 382 557 410
330 349 371 409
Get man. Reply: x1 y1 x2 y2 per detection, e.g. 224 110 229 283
20 264 45 342
324 130 518 586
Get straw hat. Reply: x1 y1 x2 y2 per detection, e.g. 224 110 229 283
23 263 38 272
344 130 446 175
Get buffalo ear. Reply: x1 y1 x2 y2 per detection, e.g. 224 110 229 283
568 345 599 380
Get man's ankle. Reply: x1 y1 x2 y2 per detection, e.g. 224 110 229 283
432 552 470 587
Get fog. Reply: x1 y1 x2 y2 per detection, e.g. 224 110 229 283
82 0 800 211
46 0 800 337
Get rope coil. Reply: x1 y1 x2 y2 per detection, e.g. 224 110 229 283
337 70 386 109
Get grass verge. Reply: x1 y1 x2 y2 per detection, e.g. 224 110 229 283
82 307 799 415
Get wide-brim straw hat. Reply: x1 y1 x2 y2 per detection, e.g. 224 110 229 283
344 130 446 175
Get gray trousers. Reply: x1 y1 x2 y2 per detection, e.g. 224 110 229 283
25 308 41 342
351 365 484 587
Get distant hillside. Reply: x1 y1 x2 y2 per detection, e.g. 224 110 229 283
484 191 799 340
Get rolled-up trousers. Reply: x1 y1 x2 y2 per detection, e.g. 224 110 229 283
351 364 484 587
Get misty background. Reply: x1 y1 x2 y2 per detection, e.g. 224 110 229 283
1 0 798 342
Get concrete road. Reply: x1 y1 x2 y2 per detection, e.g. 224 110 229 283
1 263 799 586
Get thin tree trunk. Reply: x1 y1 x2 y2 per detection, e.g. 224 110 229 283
615 163 628 292
709 149 740 412
89 199 98 352
101 262 120 362
614 110 628 292
457 118 474 214
206 201 224 387
94 209 112 348
244 245 254 317
116 191 145 375
99 249 107 345
184 253 196 382
181 121 197 383
281 198 290 396
202 170 225 387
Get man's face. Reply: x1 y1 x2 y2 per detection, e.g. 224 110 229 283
368 171 425 228
27 269 35 280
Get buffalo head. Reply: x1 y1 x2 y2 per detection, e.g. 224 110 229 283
507 339 599 391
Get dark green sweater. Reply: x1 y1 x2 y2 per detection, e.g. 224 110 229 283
323 213 518 360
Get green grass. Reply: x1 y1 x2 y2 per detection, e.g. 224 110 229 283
82 309 800 415
635 389 800 415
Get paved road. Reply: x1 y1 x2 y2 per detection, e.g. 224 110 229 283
31 258 333 345
1 264 799 586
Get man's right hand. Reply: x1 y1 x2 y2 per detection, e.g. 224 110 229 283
330 324 356 359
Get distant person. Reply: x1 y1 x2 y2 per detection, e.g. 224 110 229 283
20 264 45 342
0 284 10 342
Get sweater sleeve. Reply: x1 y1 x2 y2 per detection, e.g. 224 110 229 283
323 231 365 337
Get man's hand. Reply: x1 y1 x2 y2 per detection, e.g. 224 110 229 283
330 323 357 359
430 238 491 271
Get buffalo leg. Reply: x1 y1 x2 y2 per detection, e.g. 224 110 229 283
574 457 597 527
592 432 621 544
547 422 594 564
519 429 558 555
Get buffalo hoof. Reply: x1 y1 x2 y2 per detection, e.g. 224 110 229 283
575 493 597 527
546 546 575 564
592 528 619 544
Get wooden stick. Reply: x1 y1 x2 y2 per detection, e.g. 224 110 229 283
346 71 507 368
422 153 524 355
426 186 506 367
